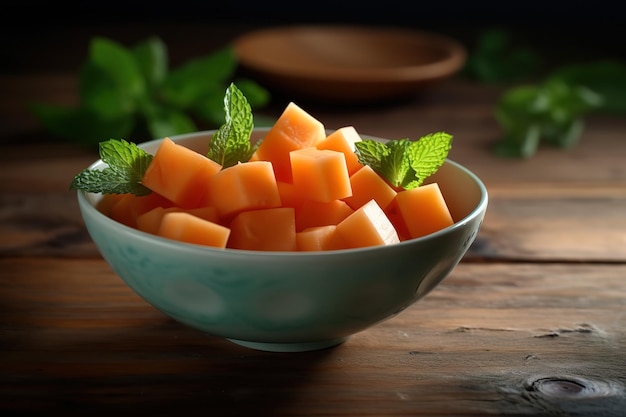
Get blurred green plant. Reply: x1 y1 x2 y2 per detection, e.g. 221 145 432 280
465 28 626 158
463 28 542 83
494 61 626 158
31 36 271 148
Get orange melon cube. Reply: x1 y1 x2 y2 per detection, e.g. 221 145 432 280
251 102 326 182
108 194 137 228
383 198 412 242
290 148 352 203
158 211 230 248
136 206 179 235
109 192 176 229
96 193 126 217
131 191 176 214
206 160 282 220
276 181 307 209
295 199 354 232
333 199 400 249
141 137 222 209
343 165 397 211
296 225 338 251
136 206 220 235
316 126 364 175
228 207 296 251
394 183 454 239
247 151 260 162
184 206 220 224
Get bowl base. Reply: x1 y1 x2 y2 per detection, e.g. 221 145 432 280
227 337 348 352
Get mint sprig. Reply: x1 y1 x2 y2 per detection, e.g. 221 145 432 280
70 83 258 196
32 36 270 148
70 139 153 196
354 132 452 190
206 83 256 168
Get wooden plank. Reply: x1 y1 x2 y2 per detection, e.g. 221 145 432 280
471 183 626 261
1 259 624 416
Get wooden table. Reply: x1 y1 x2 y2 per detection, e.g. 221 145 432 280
1 26 625 416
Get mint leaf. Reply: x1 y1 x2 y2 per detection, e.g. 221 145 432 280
352 140 388 172
494 79 602 158
161 47 237 108
132 36 168 90
380 139 413 189
143 102 197 139
549 61 626 114
89 37 146 99
463 28 541 83
408 132 453 187
190 84 231 126
32 37 270 149
81 37 146 118
30 104 134 147
233 78 272 109
70 139 153 195
355 133 452 190
207 83 254 168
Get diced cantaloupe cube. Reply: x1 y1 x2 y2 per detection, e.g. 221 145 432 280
333 199 400 249
394 182 454 239
343 165 397 211
141 137 222 209
290 147 352 203
316 126 364 175
295 199 354 232
136 206 220 235
109 192 176 229
296 225 338 251
251 102 326 182
228 207 296 251
206 160 282 220
383 198 412 242
276 181 307 209
136 206 180 235
184 206 220 224
157 211 230 248
108 194 137 228
96 193 126 217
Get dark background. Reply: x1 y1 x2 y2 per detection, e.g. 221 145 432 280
2 1 624 75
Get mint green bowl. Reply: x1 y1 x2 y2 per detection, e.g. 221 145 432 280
76 129 488 352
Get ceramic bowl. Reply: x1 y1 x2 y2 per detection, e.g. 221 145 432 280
233 25 467 103
76 129 488 352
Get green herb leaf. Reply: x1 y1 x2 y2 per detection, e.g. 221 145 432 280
80 37 146 118
494 78 604 158
463 28 541 83
206 83 255 168
548 61 626 114
31 37 270 148
350 139 388 173
161 47 237 108
381 139 413 189
408 132 453 187
70 139 153 195
143 102 198 139
355 133 452 190
30 104 134 147
132 36 168 90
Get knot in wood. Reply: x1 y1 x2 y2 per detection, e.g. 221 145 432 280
526 376 620 399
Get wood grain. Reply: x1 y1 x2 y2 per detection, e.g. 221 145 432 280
1 259 624 416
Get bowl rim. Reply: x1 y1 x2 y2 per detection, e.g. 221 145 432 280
77 129 488 257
